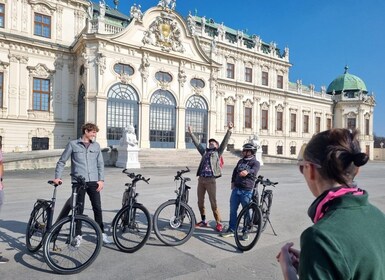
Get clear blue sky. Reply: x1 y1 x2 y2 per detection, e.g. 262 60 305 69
101 0 385 136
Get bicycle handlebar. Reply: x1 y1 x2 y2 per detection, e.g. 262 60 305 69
256 175 278 187
70 174 87 185
174 167 190 180
122 169 150 184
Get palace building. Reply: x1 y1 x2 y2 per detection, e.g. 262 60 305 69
0 0 376 158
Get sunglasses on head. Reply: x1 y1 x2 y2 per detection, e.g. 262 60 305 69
297 160 321 174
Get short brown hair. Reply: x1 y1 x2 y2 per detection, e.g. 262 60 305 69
81 123 99 134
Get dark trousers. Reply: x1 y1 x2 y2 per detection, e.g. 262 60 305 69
57 182 105 233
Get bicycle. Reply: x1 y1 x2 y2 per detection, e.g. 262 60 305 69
234 175 278 251
26 180 60 252
27 174 103 274
111 169 152 253
153 167 196 246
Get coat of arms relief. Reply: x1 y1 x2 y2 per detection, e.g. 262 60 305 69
142 11 185 53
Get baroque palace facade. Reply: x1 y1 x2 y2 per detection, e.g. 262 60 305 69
0 0 376 158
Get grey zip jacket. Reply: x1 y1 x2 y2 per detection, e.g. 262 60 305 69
55 138 105 183
189 129 232 178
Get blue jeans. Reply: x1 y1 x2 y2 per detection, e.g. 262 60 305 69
229 188 252 231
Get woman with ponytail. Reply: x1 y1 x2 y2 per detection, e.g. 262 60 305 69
277 129 385 280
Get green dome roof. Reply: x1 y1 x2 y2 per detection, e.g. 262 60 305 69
326 66 367 94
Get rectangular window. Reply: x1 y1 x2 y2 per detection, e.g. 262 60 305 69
290 113 296 132
33 78 50 111
326 118 332 130
227 63 234 79
262 145 268 155
290 146 296 155
244 107 252 128
226 104 234 124
347 118 356 130
277 75 283 89
245 67 252 83
315 116 321 133
303 115 309 133
261 109 268 129
32 137 49 150
365 119 370 135
0 72 3 108
262 71 268 86
277 146 283 155
276 111 283 131
0 4 4 28
34 13 51 38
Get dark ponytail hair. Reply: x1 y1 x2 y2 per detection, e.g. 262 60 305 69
304 129 368 185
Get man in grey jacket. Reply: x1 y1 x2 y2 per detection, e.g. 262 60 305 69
53 122 112 244
188 122 233 232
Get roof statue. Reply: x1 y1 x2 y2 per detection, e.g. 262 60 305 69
157 0 176 11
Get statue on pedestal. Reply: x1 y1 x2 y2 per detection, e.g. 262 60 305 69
116 125 140 169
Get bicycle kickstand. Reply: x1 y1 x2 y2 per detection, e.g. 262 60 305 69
267 217 278 236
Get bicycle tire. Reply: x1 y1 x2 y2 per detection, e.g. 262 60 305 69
260 191 273 232
153 200 196 246
26 202 49 252
43 215 102 274
235 203 262 251
112 203 151 253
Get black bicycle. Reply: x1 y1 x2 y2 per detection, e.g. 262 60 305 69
111 169 152 253
28 174 103 274
153 167 196 246
235 175 278 251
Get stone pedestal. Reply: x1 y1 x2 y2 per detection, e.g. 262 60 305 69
256 150 264 166
115 146 140 169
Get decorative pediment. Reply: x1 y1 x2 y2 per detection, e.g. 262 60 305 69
27 63 55 78
243 98 253 108
28 0 56 15
260 101 269 110
346 111 357 118
142 12 185 53
225 96 236 105
276 104 284 112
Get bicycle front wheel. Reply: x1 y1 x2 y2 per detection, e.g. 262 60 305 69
261 191 273 232
153 200 195 246
235 203 262 251
112 203 151 253
43 215 102 274
26 202 49 252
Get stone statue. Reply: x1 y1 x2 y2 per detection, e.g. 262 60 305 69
119 124 138 148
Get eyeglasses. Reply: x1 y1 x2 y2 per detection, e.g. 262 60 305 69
297 160 321 174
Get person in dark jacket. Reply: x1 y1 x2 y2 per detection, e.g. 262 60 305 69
277 129 385 280
221 143 260 238
188 122 233 232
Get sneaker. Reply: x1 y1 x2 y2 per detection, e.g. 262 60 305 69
215 223 223 232
74 235 82 247
242 232 249 241
195 221 208 227
0 256 9 264
220 229 235 238
102 233 113 244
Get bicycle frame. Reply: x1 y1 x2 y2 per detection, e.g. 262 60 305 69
173 168 191 219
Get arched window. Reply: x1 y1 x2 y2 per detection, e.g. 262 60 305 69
155 71 172 82
190 78 205 88
185 95 208 148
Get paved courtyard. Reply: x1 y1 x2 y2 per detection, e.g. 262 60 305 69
0 162 384 279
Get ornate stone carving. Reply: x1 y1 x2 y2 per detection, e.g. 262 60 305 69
96 53 106 75
143 13 185 53
178 68 186 86
27 63 55 78
187 12 196 35
130 4 143 22
139 53 150 82
157 0 176 11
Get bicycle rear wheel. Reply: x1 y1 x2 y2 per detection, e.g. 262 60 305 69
43 215 102 274
235 203 262 251
26 202 49 252
153 200 195 246
261 191 273 232
112 203 151 253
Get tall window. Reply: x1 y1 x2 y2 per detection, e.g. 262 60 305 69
244 107 252 128
227 63 235 79
290 146 296 155
245 67 252 83
365 119 370 135
315 117 321 133
347 117 356 130
277 75 283 89
277 145 283 155
326 118 332 130
0 72 3 108
276 111 283 131
290 113 296 132
0 4 5 28
303 115 309 133
33 78 50 111
262 71 268 86
34 13 51 38
261 109 268 129
262 145 268 155
227 105 234 124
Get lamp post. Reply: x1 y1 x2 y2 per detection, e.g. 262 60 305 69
381 142 384 161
